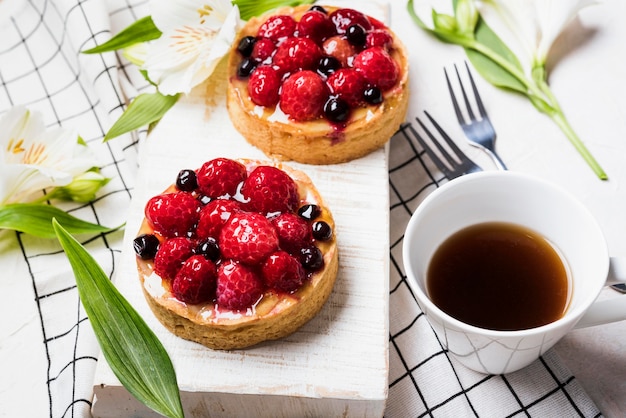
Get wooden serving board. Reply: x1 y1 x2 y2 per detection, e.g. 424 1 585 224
91 59 391 416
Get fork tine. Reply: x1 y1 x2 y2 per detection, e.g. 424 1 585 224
464 61 488 120
423 110 468 161
454 63 476 122
404 122 454 178
444 68 465 126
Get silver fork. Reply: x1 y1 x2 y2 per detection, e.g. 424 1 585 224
445 62 508 170
403 111 482 180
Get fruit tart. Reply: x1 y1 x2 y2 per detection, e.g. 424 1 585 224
133 158 338 350
227 5 409 165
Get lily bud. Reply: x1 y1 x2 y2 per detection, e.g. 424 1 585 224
52 170 110 203
455 0 479 35
432 10 458 33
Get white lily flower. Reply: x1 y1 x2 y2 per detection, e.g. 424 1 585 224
143 0 242 95
0 107 100 205
478 0 597 69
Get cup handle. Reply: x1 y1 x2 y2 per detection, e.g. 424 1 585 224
574 256 626 329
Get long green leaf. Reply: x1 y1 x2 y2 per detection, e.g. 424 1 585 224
104 92 180 141
82 16 162 54
0 204 118 238
233 0 314 20
53 220 184 418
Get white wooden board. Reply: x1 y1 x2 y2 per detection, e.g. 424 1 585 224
91 61 391 417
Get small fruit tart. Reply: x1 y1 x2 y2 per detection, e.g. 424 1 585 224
133 158 338 350
227 4 409 165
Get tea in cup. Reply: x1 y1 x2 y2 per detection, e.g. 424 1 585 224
402 171 626 374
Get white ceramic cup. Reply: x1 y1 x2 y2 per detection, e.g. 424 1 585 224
402 171 626 374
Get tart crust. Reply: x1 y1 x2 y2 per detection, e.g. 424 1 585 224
136 160 339 350
226 5 410 165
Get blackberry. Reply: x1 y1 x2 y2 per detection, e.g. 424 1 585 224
196 237 220 262
324 97 350 123
312 221 332 241
363 86 383 104
317 56 341 76
237 36 256 57
237 58 256 78
346 24 366 47
298 204 321 221
300 245 324 271
309 5 328 14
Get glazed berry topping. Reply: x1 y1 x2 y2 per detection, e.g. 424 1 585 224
353 47 399 91
196 237 220 262
327 68 367 107
172 255 217 304
324 97 350 123
366 29 393 50
219 212 279 265
272 37 322 75
312 221 333 241
322 36 356 67
197 158 247 199
261 251 306 293
133 233 160 260
279 70 329 121
248 65 281 107
237 36 256 57
297 204 321 221
300 245 325 271
240 165 300 214
145 192 201 238
258 15 297 41
237 57 256 78
139 159 334 311
271 212 312 253
309 5 328 14
296 10 334 44
176 169 198 192
153 237 195 280
196 199 242 240
346 24 367 47
329 8 372 34
217 260 264 311
363 86 383 104
317 55 341 76
250 38 275 62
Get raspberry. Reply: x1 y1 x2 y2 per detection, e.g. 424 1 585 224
366 29 393 50
251 38 275 62
327 68 367 107
219 212 279 265
354 47 399 91
322 36 356 67
217 260 264 310
258 15 296 42
172 255 217 304
296 10 335 44
279 70 329 121
272 37 322 75
154 237 195 280
329 8 372 34
271 212 312 253
261 251 306 293
197 158 247 199
240 166 300 214
248 66 281 107
145 192 201 238
196 199 241 240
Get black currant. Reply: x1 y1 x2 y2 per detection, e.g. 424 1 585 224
309 5 328 14
317 56 341 76
300 245 324 271
237 58 256 78
298 204 321 221
346 24 366 47
196 237 220 262
363 86 383 104
237 36 256 57
324 97 350 123
176 169 198 192
312 221 332 241
133 234 160 260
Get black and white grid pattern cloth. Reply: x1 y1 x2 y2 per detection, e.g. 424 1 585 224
0 0 602 416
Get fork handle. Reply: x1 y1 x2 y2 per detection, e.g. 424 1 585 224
485 148 508 171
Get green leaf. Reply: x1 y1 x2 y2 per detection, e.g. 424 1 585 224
82 16 162 54
104 92 180 141
465 18 527 94
233 0 314 21
53 220 184 418
0 204 118 238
